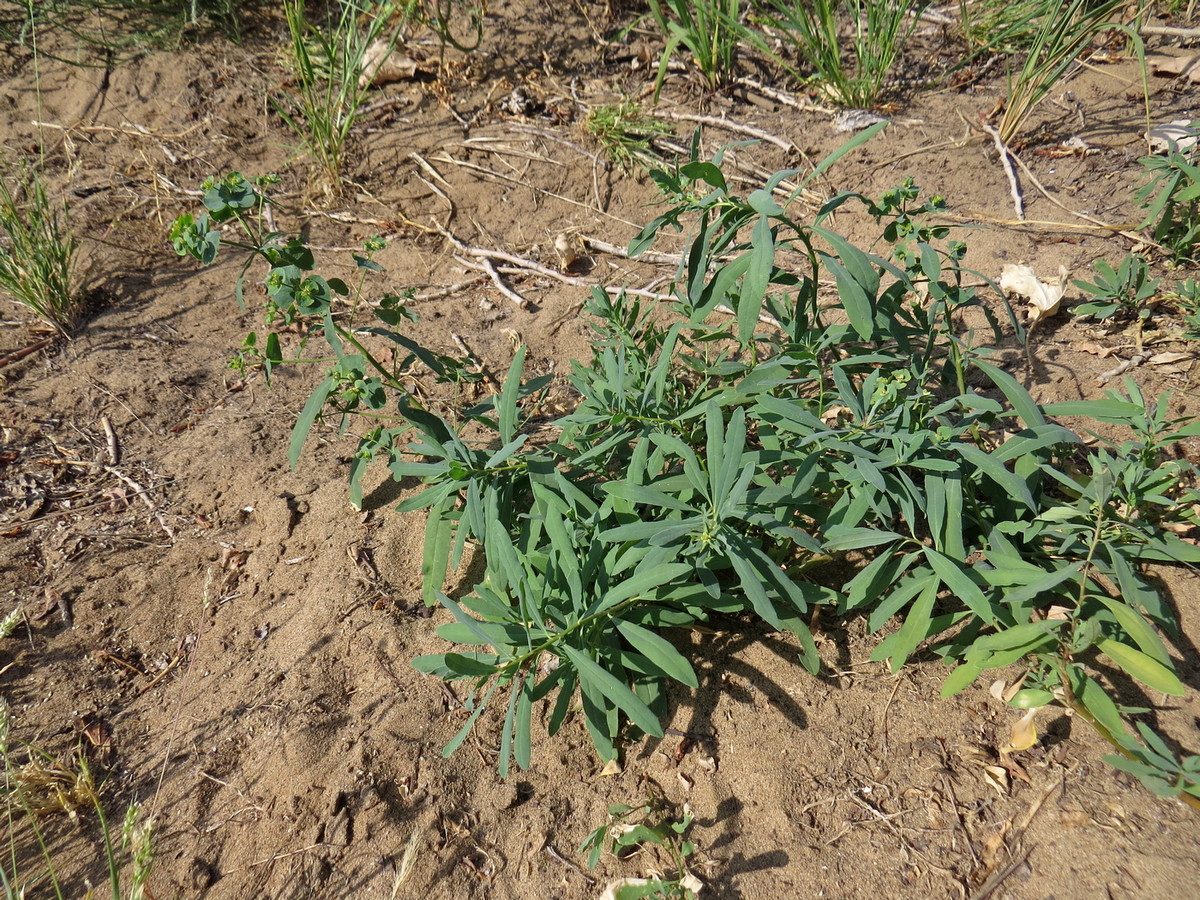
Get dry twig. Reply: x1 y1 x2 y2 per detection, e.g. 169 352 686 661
980 123 1024 220
661 110 793 151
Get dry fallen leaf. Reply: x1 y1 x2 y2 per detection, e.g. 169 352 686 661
599 759 622 777
1147 54 1200 84
983 764 1009 796
1148 351 1194 365
989 679 1007 702
1071 341 1116 358
999 263 1069 326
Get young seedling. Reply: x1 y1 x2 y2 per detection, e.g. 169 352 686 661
581 797 702 900
586 100 674 172
996 0 1123 144
1136 125 1200 265
648 0 744 95
1073 254 1160 322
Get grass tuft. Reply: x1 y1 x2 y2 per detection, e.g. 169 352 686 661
0 162 82 336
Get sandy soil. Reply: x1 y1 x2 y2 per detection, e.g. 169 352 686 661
2 4 1200 899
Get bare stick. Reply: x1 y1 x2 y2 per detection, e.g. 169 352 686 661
981 123 1024 220
735 77 836 115
1140 25 1200 39
457 255 529 309
62 460 174 539
1096 350 1151 385
413 277 487 301
661 110 793 151
582 235 682 266
432 152 641 228
100 415 121 465
0 337 54 368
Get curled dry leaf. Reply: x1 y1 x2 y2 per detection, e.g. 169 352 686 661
681 872 704 895
1146 118 1200 154
1000 708 1040 755
999 264 1070 326
358 38 421 88
599 758 622 777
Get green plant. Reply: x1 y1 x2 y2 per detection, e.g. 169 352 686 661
996 0 1124 143
0 161 81 335
648 0 744 95
585 100 674 172
1 703 155 899
1136 125 1200 264
417 0 485 58
1072 253 1160 321
1167 277 1200 336
174 131 1200 810
754 0 925 107
581 796 700 899
958 0 1054 52
275 0 409 195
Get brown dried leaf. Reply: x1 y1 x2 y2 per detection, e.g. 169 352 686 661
983 765 1009 796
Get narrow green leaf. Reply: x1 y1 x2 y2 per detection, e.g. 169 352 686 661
515 669 534 770
547 668 577 737
603 481 695 512
1072 669 1128 742
727 550 781 629
954 443 1036 510
288 375 334 468
878 577 939 671
615 620 698 687
963 622 1058 665
738 214 773 345
443 680 499 758
444 652 502 677
822 253 875 340
562 645 664 738
842 551 919 613
941 660 984 697
421 496 455 606
498 674 520 778
594 562 693 613
499 345 526 443
1098 638 1185 696
1103 554 1173 664
972 358 1046 428
924 549 997 623
823 526 905 551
